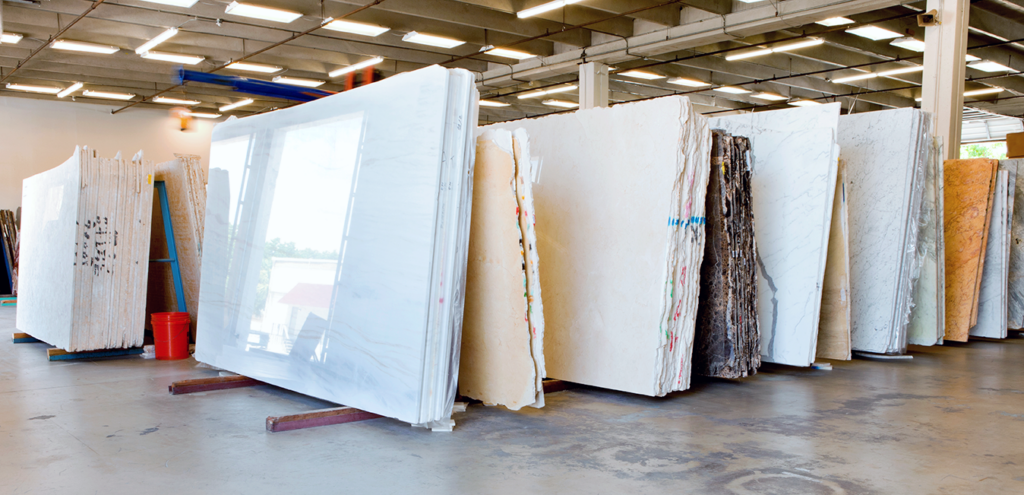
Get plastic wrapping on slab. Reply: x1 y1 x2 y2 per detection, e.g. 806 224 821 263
194 65 478 426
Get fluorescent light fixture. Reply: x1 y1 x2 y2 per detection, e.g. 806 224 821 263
968 61 1013 73
966 54 981 62
667 77 709 87
328 56 384 78
726 48 772 61
517 0 584 19
141 51 205 65
832 72 877 84
219 98 254 112
878 66 924 77
135 27 178 55
713 86 751 94
226 61 283 73
542 99 578 108
273 76 325 87
184 112 222 119
789 99 822 106
323 19 390 37
479 100 510 107
57 82 84 98
485 47 535 60
618 70 664 80
815 17 854 27
964 87 1003 97
153 96 200 105
890 37 926 52
224 2 302 23
82 90 135 100
140 0 199 7
845 26 902 41
771 38 824 53
52 40 120 54
1 33 24 44
518 84 577 99
401 31 465 49
751 92 787 101
5 83 62 94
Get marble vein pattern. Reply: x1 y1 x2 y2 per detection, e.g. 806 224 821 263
1004 159 1024 329
908 137 946 346
839 109 930 354
817 160 852 360
485 96 711 396
944 158 998 342
709 104 841 367
971 162 1017 339
194 66 478 425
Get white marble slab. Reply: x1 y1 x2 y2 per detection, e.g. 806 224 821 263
710 104 841 367
972 162 1016 339
908 136 946 346
194 66 478 425
1005 159 1024 329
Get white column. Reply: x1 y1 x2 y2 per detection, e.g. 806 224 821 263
920 0 970 160
579 62 609 110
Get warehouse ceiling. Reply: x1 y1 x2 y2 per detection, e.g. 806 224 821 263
0 0 1023 124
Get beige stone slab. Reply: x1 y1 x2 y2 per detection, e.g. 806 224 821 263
817 161 852 360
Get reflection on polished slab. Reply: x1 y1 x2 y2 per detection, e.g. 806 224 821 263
194 66 478 426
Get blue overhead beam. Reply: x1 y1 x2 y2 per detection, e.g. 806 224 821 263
176 69 335 102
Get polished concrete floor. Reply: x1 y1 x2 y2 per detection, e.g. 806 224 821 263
1 305 1022 494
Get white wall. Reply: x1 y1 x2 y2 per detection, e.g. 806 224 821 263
0 96 217 210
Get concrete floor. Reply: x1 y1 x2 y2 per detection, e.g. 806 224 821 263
1 305 1023 494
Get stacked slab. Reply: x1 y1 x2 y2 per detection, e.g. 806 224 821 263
486 96 711 396
692 131 759 379
908 137 946 346
709 104 841 367
816 161 852 360
17 147 155 351
839 108 933 355
1007 160 1024 329
971 161 1018 338
458 129 546 410
195 66 478 426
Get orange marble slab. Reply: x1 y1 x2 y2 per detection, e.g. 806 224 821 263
944 158 997 342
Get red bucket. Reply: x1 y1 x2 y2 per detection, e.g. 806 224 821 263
151 312 191 360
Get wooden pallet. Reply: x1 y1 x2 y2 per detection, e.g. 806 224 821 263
12 332 41 344
47 347 144 361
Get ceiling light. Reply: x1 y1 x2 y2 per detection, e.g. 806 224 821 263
832 73 877 84
273 76 325 87
542 99 578 108
57 82 84 98
224 2 302 23
518 84 577 99
878 66 924 77
890 37 926 52
816 17 854 27
329 56 384 78
82 90 135 100
184 112 222 119
845 26 902 41
751 92 787 101
140 0 199 7
141 51 205 65
220 99 254 112
713 86 751 94
667 77 709 87
226 62 283 73
322 19 390 37
5 83 62 94
1 33 24 44
153 96 201 105
135 27 178 55
966 54 981 62
618 70 664 80
485 48 536 60
479 100 510 107
726 48 772 61
789 99 822 106
771 38 824 53
517 0 584 19
968 61 1013 73
964 87 1003 97
402 31 464 49
51 40 120 54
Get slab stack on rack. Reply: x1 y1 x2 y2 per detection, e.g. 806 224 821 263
486 96 711 396
837 108 933 355
1006 160 1024 330
195 66 478 428
909 137 947 346
0 209 18 296
147 154 207 339
944 158 998 342
709 104 841 368
692 131 759 379
816 161 852 361
17 147 154 351
458 128 546 410
971 161 1018 339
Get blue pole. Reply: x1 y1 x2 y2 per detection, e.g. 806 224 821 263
155 181 187 313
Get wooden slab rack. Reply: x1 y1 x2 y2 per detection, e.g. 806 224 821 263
13 332 143 360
